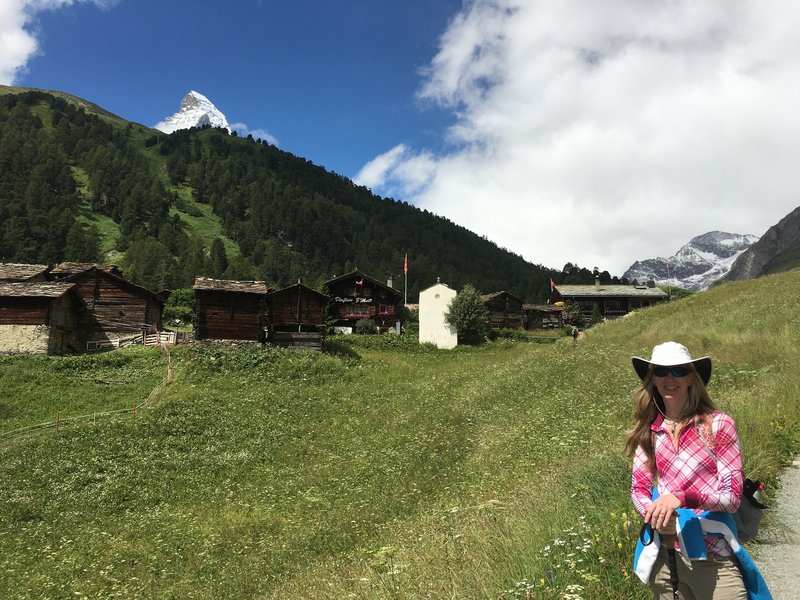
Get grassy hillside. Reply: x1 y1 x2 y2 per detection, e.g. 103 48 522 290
1 270 798 599
0 84 137 127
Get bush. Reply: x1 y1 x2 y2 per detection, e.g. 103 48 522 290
445 284 489 345
487 328 529 342
354 318 377 335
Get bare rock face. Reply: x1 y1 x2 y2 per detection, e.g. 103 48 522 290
155 91 230 134
724 206 800 282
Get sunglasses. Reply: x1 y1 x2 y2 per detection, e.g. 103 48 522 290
652 366 692 378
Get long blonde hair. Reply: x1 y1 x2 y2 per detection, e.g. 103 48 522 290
624 368 716 472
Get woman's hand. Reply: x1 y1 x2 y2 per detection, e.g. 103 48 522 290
644 493 681 532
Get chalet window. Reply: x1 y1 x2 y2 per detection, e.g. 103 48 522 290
339 304 371 318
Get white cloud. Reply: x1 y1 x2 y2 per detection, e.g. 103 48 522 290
229 122 279 146
0 0 118 85
361 0 800 274
354 144 408 189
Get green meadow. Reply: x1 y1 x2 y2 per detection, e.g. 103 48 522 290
1 270 798 599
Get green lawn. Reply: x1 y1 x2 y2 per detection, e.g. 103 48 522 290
0 270 798 599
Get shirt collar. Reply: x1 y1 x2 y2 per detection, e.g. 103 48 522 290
651 414 668 433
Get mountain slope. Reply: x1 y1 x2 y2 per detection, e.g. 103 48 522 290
723 205 800 282
622 231 758 290
0 88 610 300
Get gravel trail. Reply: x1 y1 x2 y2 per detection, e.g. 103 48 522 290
754 459 800 599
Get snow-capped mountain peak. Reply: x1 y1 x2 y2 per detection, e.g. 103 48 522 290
154 91 230 134
622 231 759 291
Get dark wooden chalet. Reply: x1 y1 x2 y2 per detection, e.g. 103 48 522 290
49 263 164 347
0 263 50 282
193 277 271 341
482 291 526 330
523 304 564 330
325 270 404 333
551 279 669 322
267 283 330 350
0 281 80 354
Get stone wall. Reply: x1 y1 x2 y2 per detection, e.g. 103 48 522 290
0 324 50 354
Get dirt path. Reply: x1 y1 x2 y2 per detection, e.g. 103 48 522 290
754 459 800 599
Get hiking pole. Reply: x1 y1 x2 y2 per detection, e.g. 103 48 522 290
640 523 680 599
666 545 681 600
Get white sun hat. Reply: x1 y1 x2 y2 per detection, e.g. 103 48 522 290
631 341 712 385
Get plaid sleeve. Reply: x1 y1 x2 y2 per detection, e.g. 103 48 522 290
631 444 654 518
699 412 744 512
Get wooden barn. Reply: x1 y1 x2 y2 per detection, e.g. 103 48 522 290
193 277 271 342
0 282 80 354
523 304 564 330
0 263 50 282
482 291 526 330
268 283 330 350
325 270 404 333
49 263 164 349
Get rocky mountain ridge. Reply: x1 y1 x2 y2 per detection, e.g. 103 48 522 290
623 231 758 291
724 206 800 282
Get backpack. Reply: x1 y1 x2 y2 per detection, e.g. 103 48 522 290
696 415 766 543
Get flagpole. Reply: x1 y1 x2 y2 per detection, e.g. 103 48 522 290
404 253 408 306
404 263 407 306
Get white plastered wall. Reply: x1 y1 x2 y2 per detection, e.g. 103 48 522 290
418 282 457 349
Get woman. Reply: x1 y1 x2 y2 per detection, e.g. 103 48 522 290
625 341 768 600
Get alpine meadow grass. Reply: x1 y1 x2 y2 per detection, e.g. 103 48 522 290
1 269 798 599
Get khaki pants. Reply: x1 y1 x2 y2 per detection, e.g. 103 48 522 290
649 546 747 600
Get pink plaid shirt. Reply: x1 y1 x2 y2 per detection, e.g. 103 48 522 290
631 411 744 557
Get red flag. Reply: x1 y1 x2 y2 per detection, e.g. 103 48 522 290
403 254 408 275
550 277 555 292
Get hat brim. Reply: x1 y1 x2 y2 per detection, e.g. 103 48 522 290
632 356 712 386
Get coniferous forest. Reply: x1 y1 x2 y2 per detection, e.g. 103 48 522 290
0 88 622 300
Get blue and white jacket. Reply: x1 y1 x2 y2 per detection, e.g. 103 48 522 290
634 509 771 600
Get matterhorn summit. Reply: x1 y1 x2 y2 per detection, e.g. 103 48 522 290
154 91 230 134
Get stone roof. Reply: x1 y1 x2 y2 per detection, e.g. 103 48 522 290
555 284 668 298
482 290 525 303
50 262 121 277
193 277 270 294
269 282 329 299
0 281 75 298
523 304 564 312
0 263 49 281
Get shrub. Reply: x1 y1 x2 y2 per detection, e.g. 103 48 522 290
445 284 488 345
487 328 529 342
355 318 377 334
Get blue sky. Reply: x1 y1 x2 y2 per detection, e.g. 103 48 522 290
4 0 800 276
9 0 460 179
